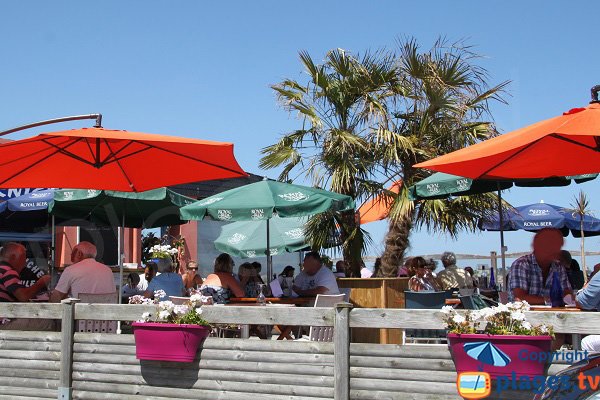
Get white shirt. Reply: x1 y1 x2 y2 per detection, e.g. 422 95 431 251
295 265 340 295
55 258 115 298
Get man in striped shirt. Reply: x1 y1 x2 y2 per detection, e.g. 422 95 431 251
0 242 54 330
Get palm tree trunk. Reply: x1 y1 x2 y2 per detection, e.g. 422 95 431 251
379 214 413 277
339 210 363 277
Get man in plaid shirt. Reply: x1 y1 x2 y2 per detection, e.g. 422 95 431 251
509 228 572 305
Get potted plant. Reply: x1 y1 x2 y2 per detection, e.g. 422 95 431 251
441 301 553 379
130 291 212 362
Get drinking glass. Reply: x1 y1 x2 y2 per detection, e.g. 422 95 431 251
256 284 266 305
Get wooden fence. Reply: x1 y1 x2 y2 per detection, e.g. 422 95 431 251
0 301 599 400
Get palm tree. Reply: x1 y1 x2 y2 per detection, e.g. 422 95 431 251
260 48 402 275
375 38 509 276
571 190 591 283
261 39 508 277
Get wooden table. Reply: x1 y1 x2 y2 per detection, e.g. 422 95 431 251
226 300 311 340
530 305 581 312
444 298 461 306
229 297 315 305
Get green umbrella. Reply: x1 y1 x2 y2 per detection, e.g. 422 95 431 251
407 172 512 200
180 179 354 281
49 187 196 304
407 172 597 279
214 216 308 258
49 187 196 228
408 172 597 201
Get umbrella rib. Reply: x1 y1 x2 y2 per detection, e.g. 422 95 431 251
0 138 98 187
95 140 246 177
130 142 248 176
103 139 138 192
42 138 100 167
477 133 597 178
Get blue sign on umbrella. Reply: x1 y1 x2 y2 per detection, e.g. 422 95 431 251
464 341 511 367
479 202 600 237
0 189 54 213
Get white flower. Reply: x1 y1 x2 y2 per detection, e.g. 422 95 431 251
190 294 203 304
141 312 151 320
174 305 189 315
441 305 454 314
539 324 550 334
495 303 509 313
158 300 174 312
521 321 532 330
512 311 526 321
158 310 170 319
154 289 167 299
196 308 203 315
452 314 466 324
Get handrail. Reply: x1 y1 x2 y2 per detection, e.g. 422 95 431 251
2 303 600 335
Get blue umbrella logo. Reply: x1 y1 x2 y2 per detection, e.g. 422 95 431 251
464 341 511 368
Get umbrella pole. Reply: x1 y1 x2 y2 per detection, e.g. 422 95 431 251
497 184 506 290
116 215 125 334
51 215 56 289
266 219 272 284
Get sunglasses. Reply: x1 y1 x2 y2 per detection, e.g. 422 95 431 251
188 268 198 271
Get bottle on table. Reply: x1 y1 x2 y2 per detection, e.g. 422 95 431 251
550 271 565 307
478 266 488 289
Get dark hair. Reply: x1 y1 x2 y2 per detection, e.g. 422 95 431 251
251 261 262 272
304 251 322 264
408 256 427 271
214 253 234 273
280 265 295 276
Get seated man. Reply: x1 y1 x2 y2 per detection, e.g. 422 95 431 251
50 241 115 302
508 228 572 305
0 242 53 330
576 269 600 351
293 251 340 296
144 257 185 300
437 251 473 290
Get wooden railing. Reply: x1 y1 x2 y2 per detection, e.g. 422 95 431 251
1 302 599 400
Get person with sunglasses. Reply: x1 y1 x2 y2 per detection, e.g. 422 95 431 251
182 260 203 292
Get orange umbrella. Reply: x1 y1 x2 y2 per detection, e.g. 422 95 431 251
357 180 402 224
0 127 247 191
414 88 600 179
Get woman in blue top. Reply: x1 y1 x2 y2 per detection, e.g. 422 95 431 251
144 257 185 300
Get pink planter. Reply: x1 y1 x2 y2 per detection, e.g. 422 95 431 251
132 322 211 362
448 333 553 379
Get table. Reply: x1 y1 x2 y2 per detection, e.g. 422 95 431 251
530 305 580 312
227 297 316 339
444 298 461 306
229 297 315 305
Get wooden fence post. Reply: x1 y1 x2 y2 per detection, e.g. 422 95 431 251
58 298 80 400
334 302 352 400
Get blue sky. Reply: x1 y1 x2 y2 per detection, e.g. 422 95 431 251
2 1 600 271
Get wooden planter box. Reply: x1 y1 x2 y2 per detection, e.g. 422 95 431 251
337 277 408 344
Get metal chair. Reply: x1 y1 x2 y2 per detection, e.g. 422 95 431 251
404 291 451 344
77 292 118 333
296 293 346 342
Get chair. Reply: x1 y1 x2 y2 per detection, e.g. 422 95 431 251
459 288 476 296
340 287 351 302
77 292 118 333
404 291 452 344
169 296 189 305
297 293 346 342
459 294 498 310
